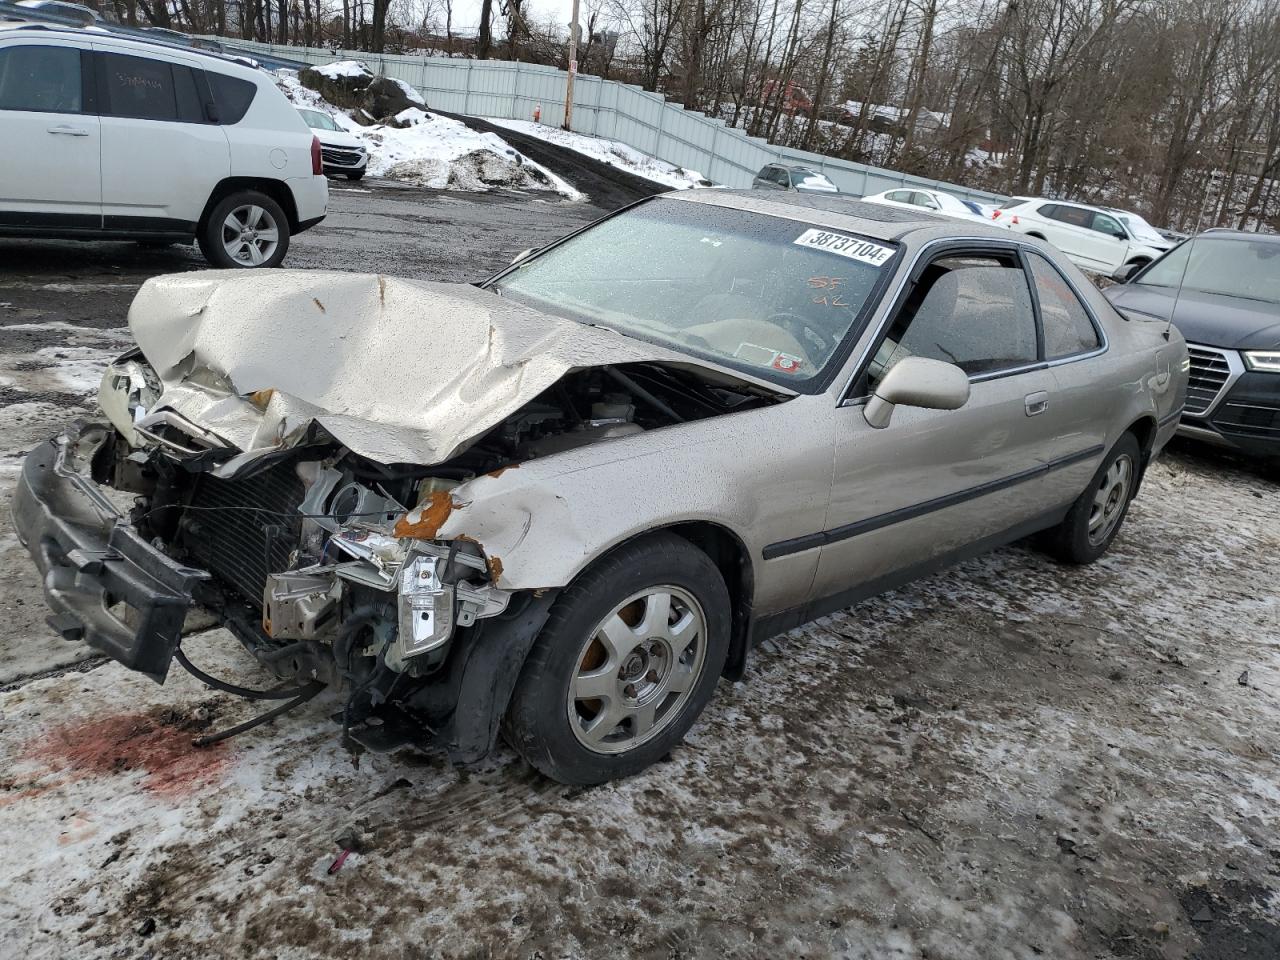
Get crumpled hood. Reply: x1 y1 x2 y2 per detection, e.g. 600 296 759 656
129 270 728 465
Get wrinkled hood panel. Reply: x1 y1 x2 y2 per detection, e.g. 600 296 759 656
129 271 756 465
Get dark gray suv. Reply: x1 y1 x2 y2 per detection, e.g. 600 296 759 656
1106 230 1280 461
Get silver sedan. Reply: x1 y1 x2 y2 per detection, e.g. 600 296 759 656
14 190 1188 785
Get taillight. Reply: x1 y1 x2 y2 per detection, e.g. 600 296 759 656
311 135 322 175
992 210 1002 219
1012 215 1020 225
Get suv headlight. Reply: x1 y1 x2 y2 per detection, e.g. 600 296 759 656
1242 350 1280 373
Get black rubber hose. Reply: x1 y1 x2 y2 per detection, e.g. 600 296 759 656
603 365 686 423
175 646 319 701
192 682 325 748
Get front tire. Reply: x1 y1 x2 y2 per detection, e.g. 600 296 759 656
1043 433 1141 564
503 533 731 785
345 170 366 181
198 191 290 268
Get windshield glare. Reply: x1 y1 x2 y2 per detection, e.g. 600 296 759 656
1137 237 1280 304
491 199 896 388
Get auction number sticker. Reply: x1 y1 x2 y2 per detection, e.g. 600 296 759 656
793 229 894 267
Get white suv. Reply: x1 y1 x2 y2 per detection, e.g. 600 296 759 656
992 197 1172 275
0 21 327 267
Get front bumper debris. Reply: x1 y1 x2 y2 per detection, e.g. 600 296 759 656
13 435 210 683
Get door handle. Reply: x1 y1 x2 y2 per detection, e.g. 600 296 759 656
47 124 89 137
1024 391 1049 416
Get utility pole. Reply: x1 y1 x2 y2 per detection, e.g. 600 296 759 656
563 0 580 131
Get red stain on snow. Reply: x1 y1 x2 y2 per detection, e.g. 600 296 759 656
24 710 230 799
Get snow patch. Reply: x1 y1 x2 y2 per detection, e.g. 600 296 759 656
275 70 581 199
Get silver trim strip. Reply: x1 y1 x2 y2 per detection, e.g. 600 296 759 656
1183 343 1244 418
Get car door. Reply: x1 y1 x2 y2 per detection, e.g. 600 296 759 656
1084 211 1131 273
1023 250 1109 504
0 40 101 229
808 246 1061 602
93 45 230 232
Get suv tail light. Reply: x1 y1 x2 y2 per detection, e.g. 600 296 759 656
311 135 322 175
992 210 1002 219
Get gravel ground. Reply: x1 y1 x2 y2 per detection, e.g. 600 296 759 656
0 182 1277 960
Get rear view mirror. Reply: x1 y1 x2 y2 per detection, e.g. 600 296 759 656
864 356 970 429
1111 263 1140 284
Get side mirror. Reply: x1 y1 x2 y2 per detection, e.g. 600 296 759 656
1111 262 1140 284
864 356 970 429
511 247 536 266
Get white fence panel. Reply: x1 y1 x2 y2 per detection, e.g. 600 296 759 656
220 38 1007 203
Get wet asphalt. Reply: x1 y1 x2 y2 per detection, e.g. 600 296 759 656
0 179 605 338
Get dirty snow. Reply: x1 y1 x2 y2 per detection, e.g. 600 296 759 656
276 70 582 198
485 117 712 190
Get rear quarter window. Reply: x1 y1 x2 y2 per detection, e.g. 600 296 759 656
203 70 256 125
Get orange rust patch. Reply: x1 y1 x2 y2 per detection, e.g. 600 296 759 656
393 490 456 539
485 463 519 479
486 554 504 582
378 275 387 306
249 388 275 409
24 709 231 799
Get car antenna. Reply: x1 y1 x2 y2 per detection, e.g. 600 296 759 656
1164 205 1206 341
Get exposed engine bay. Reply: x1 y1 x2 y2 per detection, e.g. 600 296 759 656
91 354 780 750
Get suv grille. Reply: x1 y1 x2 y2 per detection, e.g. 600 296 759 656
321 146 364 166
1185 345 1231 415
181 462 305 607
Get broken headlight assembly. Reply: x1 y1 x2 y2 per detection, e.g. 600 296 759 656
97 352 161 447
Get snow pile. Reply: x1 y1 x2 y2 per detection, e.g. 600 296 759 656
312 59 375 80
275 69 581 198
486 118 711 190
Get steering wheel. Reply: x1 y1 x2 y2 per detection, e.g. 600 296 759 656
769 311 832 358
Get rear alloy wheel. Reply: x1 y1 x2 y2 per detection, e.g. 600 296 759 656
1043 432 1141 564
503 533 730 785
198 191 290 268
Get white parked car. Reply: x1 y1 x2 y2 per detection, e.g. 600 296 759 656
298 107 368 180
992 198 1173 275
861 188 998 226
0 20 327 267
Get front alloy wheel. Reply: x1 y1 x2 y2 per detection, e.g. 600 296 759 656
568 586 708 754
504 533 731 785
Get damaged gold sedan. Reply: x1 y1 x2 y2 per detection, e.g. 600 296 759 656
13 191 1187 784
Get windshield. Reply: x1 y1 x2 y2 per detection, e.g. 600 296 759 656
1115 212 1165 244
1137 237 1280 304
491 198 897 389
795 172 837 191
299 108 340 131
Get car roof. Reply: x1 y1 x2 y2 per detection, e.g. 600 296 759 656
0 19 259 75
669 188 1014 243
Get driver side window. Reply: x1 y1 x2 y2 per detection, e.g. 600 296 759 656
868 253 1038 388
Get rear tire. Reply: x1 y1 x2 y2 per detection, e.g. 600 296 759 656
503 533 730 785
1043 433 1142 564
197 191 290 268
